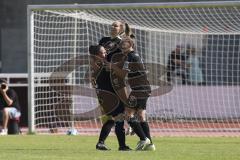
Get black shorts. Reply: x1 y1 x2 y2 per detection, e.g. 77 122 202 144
127 90 150 110
107 101 124 117
96 89 124 117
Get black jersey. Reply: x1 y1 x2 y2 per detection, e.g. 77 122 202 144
0 88 21 111
98 36 125 90
96 68 113 92
99 36 121 62
93 63 114 92
92 61 124 116
123 51 151 94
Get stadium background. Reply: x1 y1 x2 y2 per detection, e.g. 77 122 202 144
0 0 238 128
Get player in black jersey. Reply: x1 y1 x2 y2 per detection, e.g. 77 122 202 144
89 44 131 151
93 21 135 151
109 37 155 151
89 45 122 115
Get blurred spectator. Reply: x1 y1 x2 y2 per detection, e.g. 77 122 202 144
186 46 204 85
167 45 187 84
0 79 21 135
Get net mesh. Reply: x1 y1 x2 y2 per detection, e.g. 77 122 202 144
30 3 240 136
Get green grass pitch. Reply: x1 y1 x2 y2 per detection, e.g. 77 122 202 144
0 135 240 160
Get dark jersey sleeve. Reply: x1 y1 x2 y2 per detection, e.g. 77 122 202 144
99 37 111 46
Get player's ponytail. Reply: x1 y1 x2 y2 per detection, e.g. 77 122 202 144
116 20 136 39
124 23 131 36
124 23 136 40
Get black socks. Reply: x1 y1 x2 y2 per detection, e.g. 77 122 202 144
140 121 152 143
98 120 115 143
128 117 146 140
115 121 126 147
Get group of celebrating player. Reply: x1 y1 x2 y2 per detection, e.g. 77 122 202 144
89 20 155 151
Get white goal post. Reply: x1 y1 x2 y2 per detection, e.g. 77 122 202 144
28 1 240 136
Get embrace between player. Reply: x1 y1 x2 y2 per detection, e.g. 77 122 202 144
89 20 155 151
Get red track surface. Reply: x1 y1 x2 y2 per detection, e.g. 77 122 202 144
15 121 240 137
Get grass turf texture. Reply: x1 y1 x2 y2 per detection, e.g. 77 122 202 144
0 135 240 160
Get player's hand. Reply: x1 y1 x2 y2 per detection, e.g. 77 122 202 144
0 85 8 94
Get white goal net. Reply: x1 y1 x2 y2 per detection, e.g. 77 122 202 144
28 2 240 136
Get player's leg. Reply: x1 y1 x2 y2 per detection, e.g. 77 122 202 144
138 109 152 142
125 107 145 140
107 99 131 151
137 109 155 151
95 89 120 150
113 87 135 136
96 115 114 150
113 113 131 151
125 107 150 150
136 97 153 144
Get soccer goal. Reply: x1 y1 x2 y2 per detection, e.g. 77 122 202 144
28 2 240 136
